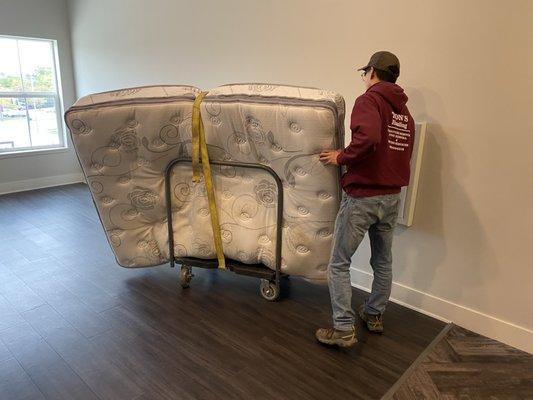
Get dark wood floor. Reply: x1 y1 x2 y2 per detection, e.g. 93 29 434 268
0 183 446 400
390 325 533 400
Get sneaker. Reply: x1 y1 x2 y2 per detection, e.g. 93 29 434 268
358 305 384 333
315 326 357 347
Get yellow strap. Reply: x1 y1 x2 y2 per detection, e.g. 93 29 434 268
191 92 226 269
191 91 207 183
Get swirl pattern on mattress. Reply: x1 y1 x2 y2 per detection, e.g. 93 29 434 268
65 84 345 280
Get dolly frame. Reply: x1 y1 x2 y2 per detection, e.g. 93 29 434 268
164 157 285 300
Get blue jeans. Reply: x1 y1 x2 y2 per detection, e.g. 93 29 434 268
328 191 400 330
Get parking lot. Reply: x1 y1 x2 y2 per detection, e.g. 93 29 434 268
0 107 59 150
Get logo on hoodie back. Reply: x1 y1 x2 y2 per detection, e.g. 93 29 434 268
388 111 411 152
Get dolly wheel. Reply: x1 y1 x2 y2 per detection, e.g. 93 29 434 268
260 279 279 301
179 266 193 288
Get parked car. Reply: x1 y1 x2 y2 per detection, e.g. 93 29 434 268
2 107 26 118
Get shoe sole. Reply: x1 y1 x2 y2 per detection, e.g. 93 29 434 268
316 337 358 348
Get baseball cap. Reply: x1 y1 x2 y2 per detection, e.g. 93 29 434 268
358 51 400 78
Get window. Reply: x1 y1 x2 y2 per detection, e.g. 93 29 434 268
0 35 65 154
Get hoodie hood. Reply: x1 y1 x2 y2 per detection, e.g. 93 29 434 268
366 81 408 113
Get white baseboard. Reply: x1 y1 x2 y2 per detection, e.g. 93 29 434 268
350 266 533 354
0 172 85 195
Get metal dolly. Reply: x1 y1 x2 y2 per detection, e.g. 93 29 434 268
164 158 285 301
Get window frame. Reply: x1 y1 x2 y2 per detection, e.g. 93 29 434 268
0 34 67 157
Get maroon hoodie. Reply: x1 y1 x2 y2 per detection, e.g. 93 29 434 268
336 81 415 197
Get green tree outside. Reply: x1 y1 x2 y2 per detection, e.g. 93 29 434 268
0 67 54 112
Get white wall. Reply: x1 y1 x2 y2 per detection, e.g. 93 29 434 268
67 0 533 352
0 0 82 194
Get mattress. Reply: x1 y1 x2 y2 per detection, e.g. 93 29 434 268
65 83 345 281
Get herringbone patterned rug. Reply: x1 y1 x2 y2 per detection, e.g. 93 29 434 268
388 325 533 399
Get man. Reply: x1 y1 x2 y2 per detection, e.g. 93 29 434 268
316 51 415 347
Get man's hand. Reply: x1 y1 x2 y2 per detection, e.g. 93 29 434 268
319 149 341 165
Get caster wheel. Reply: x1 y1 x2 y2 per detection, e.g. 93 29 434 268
179 266 193 288
260 279 279 301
